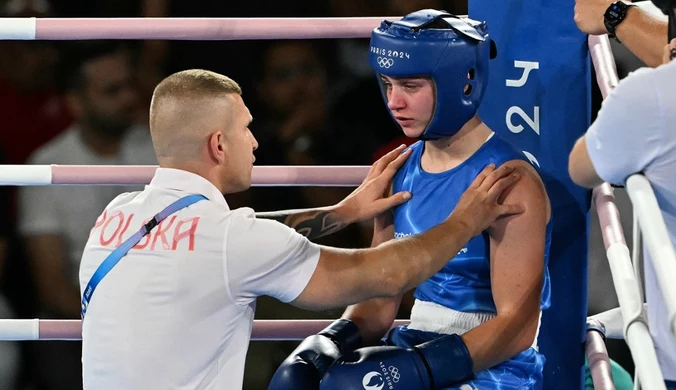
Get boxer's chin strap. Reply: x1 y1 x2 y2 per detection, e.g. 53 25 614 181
318 319 363 354
415 333 475 387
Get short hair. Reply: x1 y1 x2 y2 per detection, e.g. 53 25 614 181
152 69 241 101
149 69 242 130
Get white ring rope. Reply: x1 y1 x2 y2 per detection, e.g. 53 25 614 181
0 319 411 341
0 16 406 40
0 165 370 186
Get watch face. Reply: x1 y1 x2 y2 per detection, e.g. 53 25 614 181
605 2 628 28
608 3 623 18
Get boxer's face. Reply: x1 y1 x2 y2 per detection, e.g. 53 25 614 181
381 75 435 138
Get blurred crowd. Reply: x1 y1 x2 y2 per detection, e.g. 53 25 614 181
0 0 645 388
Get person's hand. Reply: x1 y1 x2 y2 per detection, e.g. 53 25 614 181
574 0 614 35
450 163 525 237
335 145 412 224
662 38 676 64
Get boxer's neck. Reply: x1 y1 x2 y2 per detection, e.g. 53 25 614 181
420 116 492 173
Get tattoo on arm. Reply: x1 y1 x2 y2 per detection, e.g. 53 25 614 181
257 209 346 240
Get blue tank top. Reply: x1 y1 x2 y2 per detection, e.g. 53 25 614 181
392 134 552 313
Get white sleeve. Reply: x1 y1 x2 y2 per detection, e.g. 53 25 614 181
585 67 665 185
224 209 321 304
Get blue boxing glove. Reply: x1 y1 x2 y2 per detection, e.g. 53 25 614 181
267 319 363 390
320 334 473 390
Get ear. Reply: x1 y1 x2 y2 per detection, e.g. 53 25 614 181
208 131 226 164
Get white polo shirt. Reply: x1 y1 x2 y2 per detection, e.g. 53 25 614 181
79 168 321 390
585 60 676 380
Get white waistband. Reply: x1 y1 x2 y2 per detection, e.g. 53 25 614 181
407 299 540 350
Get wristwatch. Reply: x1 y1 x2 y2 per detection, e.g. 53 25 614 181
604 1 637 41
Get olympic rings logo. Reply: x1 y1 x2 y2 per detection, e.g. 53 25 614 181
377 56 394 68
388 366 400 383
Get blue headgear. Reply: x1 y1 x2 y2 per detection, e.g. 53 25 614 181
368 10 496 140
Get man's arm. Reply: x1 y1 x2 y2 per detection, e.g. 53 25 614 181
255 207 350 241
341 212 404 346
574 0 667 67
256 145 412 240
460 161 550 372
569 136 604 188
569 63 663 188
291 164 524 311
615 4 668 68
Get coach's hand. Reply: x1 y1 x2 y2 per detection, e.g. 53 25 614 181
574 0 614 35
451 163 524 237
335 145 412 224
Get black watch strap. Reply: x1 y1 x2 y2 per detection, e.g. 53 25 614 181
604 1 637 41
